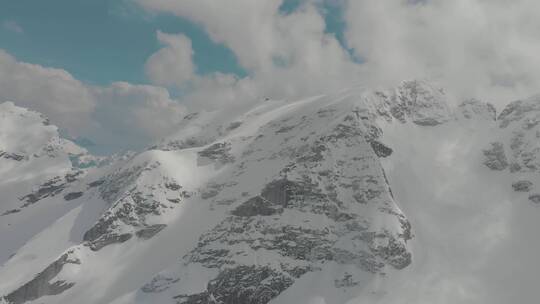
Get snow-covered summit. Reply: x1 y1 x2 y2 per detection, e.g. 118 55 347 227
0 101 85 162
2 83 540 304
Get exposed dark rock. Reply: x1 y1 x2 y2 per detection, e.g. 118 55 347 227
136 97 413 304
334 273 359 288
198 142 235 164
183 112 199 120
510 163 522 173
18 171 83 207
413 118 443 126
141 275 180 293
370 140 393 158
201 183 222 200
458 99 497 120
512 180 533 192
83 176 187 251
87 180 105 188
20 177 66 206
136 224 167 240
84 231 133 251
371 236 412 270
226 121 242 131
390 80 451 126
156 137 210 151
98 164 148 204
4 253 80 304
260 179 298 207
1 208 21 216
82 198 141 250
276 125 296 134
483 142 508 170
498 100 540 128
231 196 282 217
174 266 294 304
529 194 540 204
64 171 83 183
63 192 83 201
165 182 182 191
0 150 25 161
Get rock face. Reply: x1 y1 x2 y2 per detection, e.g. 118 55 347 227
497 97 540 173
512 181 533 192
457 99 497 120
135 89 414 304
483 96 540 201
483 142 509 171
360 80 453 126
82 162 189 251
529 194 540 204
3 251 80 304
5 82 540 304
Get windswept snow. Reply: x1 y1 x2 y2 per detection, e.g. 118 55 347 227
1 81 540 304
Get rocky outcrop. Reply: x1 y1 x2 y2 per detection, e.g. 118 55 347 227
64 191 84 201
0 171 86 216
529 194 540 204
83 162 189 251
512 180 533 192
498 97 540 129
359 80 453 127
3 252 80 304
483 142 508 171
0 150 25 161
457 99 497 120
392 80 452 126
370 140 393 158
173 266 293 304
139 97 412 304
198 142 235 165
486 97 540 199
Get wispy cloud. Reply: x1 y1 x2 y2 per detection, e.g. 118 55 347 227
3 20 24 34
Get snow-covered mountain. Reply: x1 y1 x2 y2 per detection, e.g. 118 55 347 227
1 80 539 304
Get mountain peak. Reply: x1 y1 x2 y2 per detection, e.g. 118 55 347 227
0 101 85 161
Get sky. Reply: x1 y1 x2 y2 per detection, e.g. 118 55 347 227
1 0 540 153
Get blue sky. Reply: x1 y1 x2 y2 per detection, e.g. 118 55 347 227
0 0 356 154
0 0 246 85
0 0 347 86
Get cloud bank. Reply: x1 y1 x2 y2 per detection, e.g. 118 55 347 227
138 0 540 109
0 50 185 152
2 0 540 152
344 0 540 107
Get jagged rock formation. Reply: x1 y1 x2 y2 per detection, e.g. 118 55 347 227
480 95 540 201
2 82 540 304
457 98 497 120
512 180 533 192
483 142 509 171
4 251 80 304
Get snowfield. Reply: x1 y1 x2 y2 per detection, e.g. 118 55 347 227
1 80 539 304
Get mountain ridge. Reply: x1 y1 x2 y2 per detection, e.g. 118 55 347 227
1 80 539 304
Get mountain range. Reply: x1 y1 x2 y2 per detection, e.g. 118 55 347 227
1 80 539 304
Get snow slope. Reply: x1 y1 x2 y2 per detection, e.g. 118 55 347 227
1 80 540 304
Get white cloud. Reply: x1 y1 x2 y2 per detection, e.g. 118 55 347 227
3 20 23 34
343 0 540 108
138 0 285 72
139 0 540 110
140 0 362 110
3 0 540 151
0 50 186 152
91 82 186 150
0 50 96 133
145 31 195 87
